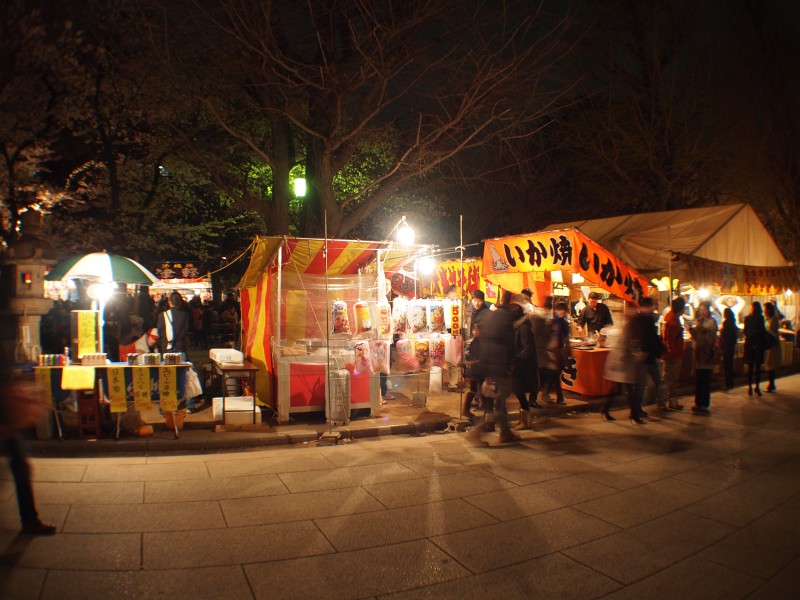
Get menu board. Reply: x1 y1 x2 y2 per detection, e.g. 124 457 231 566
107 367 127 413
72 310 98 357
158 366 178 412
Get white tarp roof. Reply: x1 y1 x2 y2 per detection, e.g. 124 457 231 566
546 204 788 274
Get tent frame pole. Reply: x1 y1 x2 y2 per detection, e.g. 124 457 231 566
668 226 673 305
458 215 465 418
276 239 283 363
324 210 332 433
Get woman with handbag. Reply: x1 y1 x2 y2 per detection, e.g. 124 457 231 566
689 301 718 414
743 301 767 397
763 301 782 392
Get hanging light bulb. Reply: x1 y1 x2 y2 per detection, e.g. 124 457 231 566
417 256 435 275
397 217 415 245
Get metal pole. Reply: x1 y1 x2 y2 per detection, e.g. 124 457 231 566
668 226 673 305
324 210 331 432
458 214 465 418
276 239 283 363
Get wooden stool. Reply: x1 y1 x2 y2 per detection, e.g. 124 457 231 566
77 391 100 438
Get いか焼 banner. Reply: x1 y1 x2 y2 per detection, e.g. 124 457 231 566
483 228 650 304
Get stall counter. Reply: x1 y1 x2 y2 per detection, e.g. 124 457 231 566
562 347 618 397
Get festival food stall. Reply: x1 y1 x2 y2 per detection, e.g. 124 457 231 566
482 228 652 397
238 236 462 424
549 203 800 377
152 260 212 302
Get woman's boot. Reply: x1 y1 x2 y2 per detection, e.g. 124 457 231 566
462 392 476 420
513 409 531 430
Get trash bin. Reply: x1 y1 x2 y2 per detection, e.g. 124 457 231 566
326 367 351 425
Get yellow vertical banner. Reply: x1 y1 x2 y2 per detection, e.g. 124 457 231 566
34 368 52 404
77 311 98 357
107 367 127 413
132 367 153 411
158 367 178 412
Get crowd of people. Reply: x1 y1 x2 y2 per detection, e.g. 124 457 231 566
40 289 242 360
460 288 790 445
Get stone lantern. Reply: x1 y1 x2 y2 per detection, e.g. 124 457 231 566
1 210 56 362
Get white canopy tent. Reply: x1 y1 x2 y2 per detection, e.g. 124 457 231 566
546 203 790 276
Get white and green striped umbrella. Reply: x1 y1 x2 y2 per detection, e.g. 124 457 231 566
45 252 158 285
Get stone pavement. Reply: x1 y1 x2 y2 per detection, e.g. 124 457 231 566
2 377 800 599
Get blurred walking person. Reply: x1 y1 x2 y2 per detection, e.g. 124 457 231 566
466 297 521 446
512 294 538 430
530 297 552 406
601 303 638 420
542 299 571 406
1 302 56 536
627 297 664 423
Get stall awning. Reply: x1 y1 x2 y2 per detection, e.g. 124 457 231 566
546 203 789 274
237 236 431 288
675 252 800 295
482 228 651 304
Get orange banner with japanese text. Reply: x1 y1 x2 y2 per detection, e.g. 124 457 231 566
483 228 650 304
420 259 485 298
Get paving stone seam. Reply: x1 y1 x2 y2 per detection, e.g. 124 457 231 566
239 563 258 600
554 549 629 587
558 509 742 587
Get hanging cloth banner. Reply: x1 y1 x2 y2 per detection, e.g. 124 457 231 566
158 367 178 412
483 228 650 304
132 367 153 411
673 252 799 295
107 367 127 413
422 259 484 298
35 368 52 404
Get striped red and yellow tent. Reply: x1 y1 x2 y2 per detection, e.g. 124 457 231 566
237 236 430 406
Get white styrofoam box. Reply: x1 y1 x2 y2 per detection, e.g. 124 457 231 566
212 396 259 424
209 348 244 363
224 409 261 426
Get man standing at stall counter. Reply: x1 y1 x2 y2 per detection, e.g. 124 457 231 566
577 291 614 336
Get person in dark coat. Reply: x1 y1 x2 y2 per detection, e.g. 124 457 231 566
577 291 614 335
466 300 521 446
690 301 719 414
157 292 201 412
530 297 552 405
157 292 191 356
461 323 483 420
541 299 571 405
763 301 782 392
627 297 664 423
1 298 56 536
743 301 767 397
719 307 739 390
469 289 493 332
512 295 538 430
